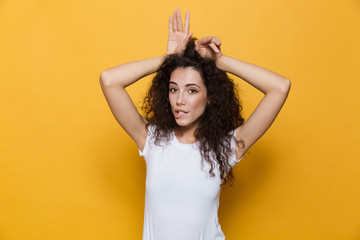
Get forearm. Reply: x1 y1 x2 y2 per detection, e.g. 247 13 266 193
216 55 290 94
100 56 165 88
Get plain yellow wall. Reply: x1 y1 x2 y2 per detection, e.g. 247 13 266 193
1 0 359 239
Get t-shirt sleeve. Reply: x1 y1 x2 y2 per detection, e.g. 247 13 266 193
138 124 154 157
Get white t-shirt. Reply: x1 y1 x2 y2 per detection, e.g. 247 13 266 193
138 124 243 240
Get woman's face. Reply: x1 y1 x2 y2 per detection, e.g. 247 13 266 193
169 67 208 129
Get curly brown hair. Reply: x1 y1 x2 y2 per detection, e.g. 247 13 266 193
141 37 245 186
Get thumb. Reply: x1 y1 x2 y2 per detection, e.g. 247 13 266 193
195 41 200 51
177 33 193 54
182 33 193 46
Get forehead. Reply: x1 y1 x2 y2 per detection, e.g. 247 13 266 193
169 67 204 86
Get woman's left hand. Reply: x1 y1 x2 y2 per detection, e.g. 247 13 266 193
195 36 223 60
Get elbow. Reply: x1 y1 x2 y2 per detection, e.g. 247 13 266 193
99 71 112 87
99 71 107 82
279 78 291 93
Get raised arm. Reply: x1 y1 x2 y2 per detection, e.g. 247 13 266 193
217 55 290 159
195 36 291 160
99 8 193 152
100 57 164 152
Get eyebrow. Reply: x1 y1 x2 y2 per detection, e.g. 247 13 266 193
169 81 200 88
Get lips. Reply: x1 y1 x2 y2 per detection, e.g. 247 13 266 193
175 109 189 113
174 109 188 118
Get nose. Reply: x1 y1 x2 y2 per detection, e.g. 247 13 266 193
176 91 185 106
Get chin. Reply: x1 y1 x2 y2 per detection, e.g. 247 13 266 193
175 120 189 127
175 119 200 128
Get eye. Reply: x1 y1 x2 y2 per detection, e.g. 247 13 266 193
169 88 177 92
189 89 198 93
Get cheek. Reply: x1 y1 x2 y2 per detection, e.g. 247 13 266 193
168 95 176 107
191 95 207 110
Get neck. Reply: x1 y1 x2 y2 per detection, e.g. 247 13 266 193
174 122 199 143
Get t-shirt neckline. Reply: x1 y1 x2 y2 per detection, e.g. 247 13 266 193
172 130 199 150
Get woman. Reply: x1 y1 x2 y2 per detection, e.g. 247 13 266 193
100 8 290 240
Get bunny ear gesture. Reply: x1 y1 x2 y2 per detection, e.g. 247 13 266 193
166 8 193 56
195 36 223 60
169 8 189 33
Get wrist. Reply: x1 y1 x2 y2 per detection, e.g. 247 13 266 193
215 54 226 70
156 55 166 69
165 49 174 57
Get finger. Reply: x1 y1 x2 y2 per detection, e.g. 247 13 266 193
212 37 222 46
212 40 221 49
180 33 193 51
209 42 220 53
195 41 200 51
199 36 213 45
173 9 178 31
184 10 190 34
181 33 193 46
176 8 183 32
186 33 193 41
169 15 173 34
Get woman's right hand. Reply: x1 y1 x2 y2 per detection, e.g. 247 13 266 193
166 8 193 56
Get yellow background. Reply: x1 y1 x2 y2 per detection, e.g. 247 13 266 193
1 0 359 239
